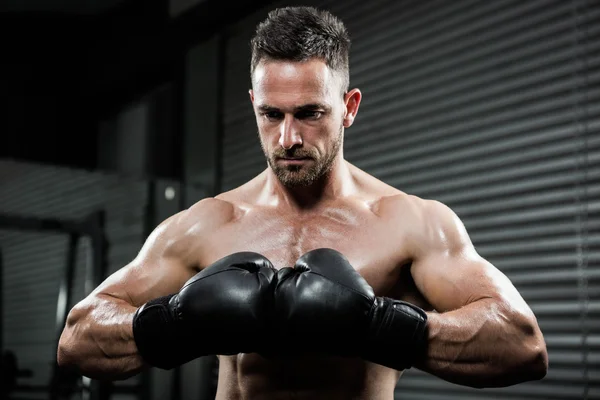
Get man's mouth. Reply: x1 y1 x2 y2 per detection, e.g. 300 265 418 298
278 157 311 165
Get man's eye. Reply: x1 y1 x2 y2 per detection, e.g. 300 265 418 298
263 111 283 120
297 110 323 120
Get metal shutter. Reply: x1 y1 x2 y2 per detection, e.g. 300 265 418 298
221 0 598 399
0 159 148 398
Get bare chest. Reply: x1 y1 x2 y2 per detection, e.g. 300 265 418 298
200 206 409 296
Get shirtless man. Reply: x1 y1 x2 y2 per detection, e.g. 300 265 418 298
57 6 548 400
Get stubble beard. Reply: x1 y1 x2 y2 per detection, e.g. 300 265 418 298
261 125 343 188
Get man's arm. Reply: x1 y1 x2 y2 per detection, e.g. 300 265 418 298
409 200 548 388
57 199 229 380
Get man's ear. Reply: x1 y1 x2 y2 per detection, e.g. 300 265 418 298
343 88 362 128
249 89 254 104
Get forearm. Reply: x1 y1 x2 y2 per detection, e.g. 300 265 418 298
57 294 145 380
416 299 547 388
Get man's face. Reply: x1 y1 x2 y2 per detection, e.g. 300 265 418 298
250 59 356 188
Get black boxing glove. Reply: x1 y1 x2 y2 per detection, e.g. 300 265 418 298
132 252 276 370
274 248 428 370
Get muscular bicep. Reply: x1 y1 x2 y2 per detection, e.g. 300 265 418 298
90 214 197 307
409 201 531 315
411 245 521 312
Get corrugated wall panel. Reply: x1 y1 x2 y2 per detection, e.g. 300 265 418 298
220 0 597 398
584 5 600 397
0 159 148 395
0 230 66 391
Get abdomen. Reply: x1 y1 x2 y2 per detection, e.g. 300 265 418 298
216 353 399 400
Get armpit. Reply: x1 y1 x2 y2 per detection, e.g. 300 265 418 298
388 262 435 312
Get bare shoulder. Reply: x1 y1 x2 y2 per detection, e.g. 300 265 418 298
140 197 238 264
375 193 472 255
371 191 424 222
159 197 236 237
185 196 239 227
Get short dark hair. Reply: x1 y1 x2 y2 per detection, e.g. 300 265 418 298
250 6 351 93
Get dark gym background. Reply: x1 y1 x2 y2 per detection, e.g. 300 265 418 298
1 0 598 399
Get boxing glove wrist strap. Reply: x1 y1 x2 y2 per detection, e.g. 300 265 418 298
132 294 195 370
364 297 428 370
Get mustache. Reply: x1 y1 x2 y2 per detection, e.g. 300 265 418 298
272 148 317 159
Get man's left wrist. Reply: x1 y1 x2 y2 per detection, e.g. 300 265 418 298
364 297 428 370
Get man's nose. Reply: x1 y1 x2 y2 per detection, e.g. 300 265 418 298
278 115 302 150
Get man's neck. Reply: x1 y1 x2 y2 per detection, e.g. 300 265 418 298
263 158 355 211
